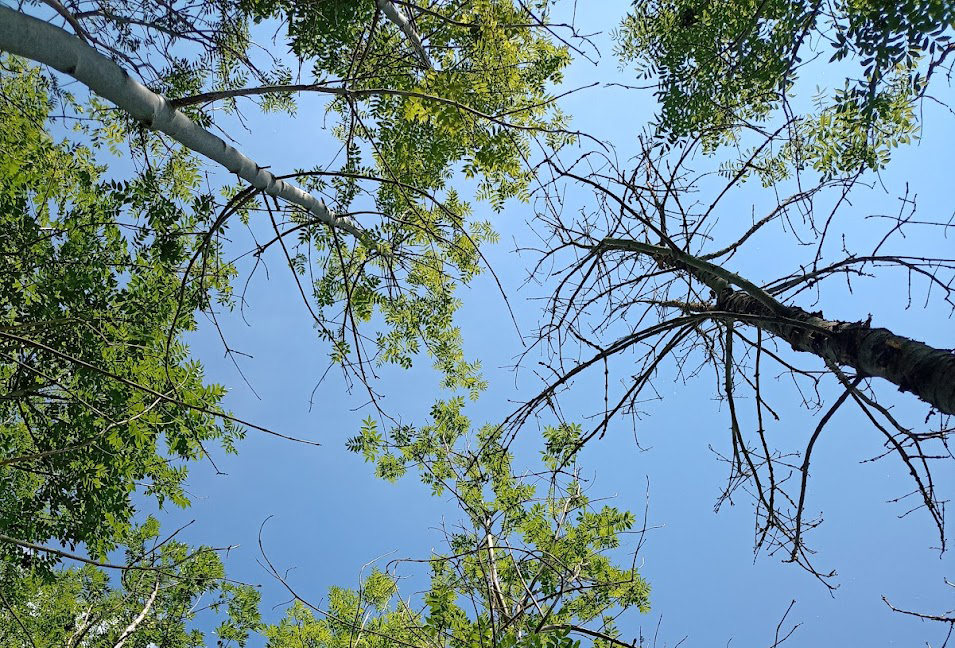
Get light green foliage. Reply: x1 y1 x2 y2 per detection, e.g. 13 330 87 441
3 2 631 644
0 518 260 647
0 59 239 564
262 576 409 648
237 0 570 390
11 0 572 410
717 68 919 185
341 401 650 648
615 0 950 175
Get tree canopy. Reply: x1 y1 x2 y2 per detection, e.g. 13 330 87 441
0 0 953 645
0 56 239 566
615 0 949 174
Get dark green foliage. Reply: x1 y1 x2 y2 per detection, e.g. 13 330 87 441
241 0 375 65
616 0 951 173
0 60 240 564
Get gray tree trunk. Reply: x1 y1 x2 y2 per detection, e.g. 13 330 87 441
716 289 955 415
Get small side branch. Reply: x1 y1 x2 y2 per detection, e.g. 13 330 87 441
883 594 955 647
39 0 89 43
883 595 955 624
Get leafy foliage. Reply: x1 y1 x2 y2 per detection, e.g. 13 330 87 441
236 0 571 391
2 3 637 645
0 518 260 648
341 400 650 648
0 59 239 563
615 0 951 174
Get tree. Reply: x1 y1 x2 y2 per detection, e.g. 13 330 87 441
0 0 586 643
2 0 952 643
0 55 241 567
2 0 579 393
513 2 955 586
0 517 261 647
264 405 651 648
0 0 573 560
615 0 951 174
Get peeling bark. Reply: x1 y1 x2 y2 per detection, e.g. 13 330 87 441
715 289 955 415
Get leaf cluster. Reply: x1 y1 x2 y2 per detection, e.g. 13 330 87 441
0 517 260 648
344 400 650 648
0 59 240 565
615 0 951 173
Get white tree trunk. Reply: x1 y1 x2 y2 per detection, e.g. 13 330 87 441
377 0 432 69
112 578 160 648
0 7 361 238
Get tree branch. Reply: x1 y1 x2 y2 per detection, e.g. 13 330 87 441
38 0 89 43
0 7 360 238
596 238 955 415
113 578 161 648
376 0 432 69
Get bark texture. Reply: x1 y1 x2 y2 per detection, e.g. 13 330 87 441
601 238 955 415
716 289 955 415
0 7 360 237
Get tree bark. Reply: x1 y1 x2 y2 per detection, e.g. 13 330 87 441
598 238 955 415
377 0 432 69
113 578 160 648
715 288 955 415
0 7 360 238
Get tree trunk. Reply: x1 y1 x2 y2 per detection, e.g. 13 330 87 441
716 288 955 415
599 238 955 415
0 7 360 238
113 578 160 648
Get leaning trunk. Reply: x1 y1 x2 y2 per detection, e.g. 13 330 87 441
599 238 955 416
716 289 955 415
0 7 360 237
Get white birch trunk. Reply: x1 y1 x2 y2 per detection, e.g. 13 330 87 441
0 7 361 238
484 530 509 623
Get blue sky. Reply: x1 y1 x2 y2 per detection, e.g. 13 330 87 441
115 1 955 645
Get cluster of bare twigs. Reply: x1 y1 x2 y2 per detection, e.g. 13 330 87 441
512 128 954 586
